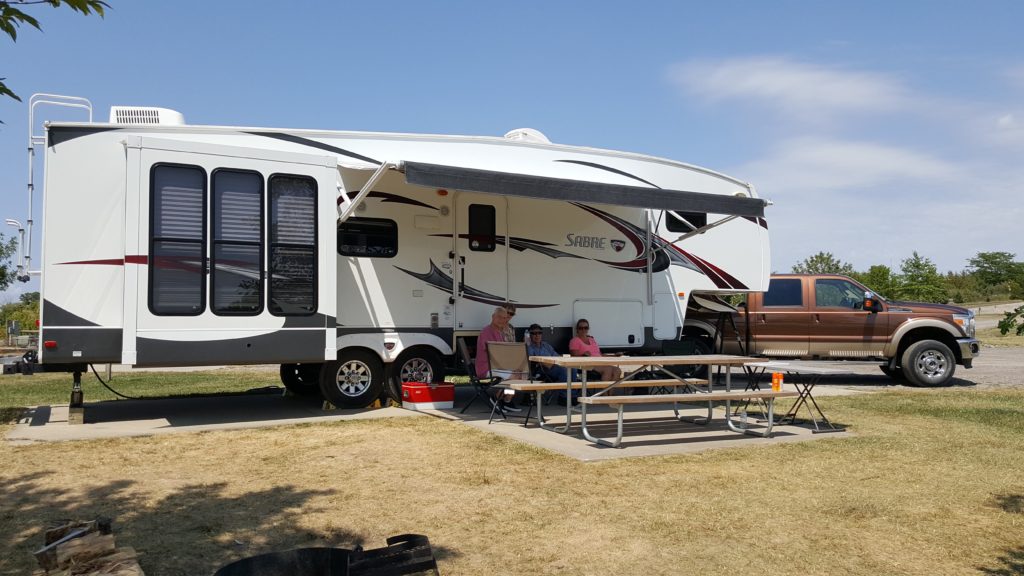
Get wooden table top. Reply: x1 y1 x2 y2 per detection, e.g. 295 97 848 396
528 354 756 368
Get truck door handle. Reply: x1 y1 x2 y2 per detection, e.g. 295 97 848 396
814 314 821 323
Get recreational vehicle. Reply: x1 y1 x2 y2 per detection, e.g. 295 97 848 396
12 97 771 408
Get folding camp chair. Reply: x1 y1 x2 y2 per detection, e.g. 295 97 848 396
486 341 534 425
456 337 507 421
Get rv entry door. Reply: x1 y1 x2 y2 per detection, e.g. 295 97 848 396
124 137 338 367
453 193 509 330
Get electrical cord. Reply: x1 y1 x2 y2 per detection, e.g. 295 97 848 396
89 364 140 400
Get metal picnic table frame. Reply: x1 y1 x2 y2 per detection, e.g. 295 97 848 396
738 361 846 434
527 354 774 445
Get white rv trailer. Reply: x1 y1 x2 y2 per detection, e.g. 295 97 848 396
29 105 770 407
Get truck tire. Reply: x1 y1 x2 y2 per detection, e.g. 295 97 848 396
280 363 323 396
900 340 956 387
319 350 384 408
385 348 445 402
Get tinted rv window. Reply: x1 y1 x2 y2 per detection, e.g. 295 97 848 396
665 211 708 233
468 204 496 252
212 169 264 315
150 164 206 315
269 174 317 316
338 218 398 257
762 278 803 307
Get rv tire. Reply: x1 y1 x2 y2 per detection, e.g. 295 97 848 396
665 337 712 379
280 363 323 396
386 348 445 402
320 350 384 408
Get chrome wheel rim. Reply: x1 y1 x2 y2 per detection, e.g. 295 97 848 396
334 360 372 397
915 350 948 380
400 357 434 383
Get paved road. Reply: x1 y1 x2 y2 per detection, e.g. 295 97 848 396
767 345 1023 391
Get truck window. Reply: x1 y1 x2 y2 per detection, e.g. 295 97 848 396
338 218 398 258
762 278 802 306
815 278 863 309
149 164 207 316
211 169 264 315
268 174 317 316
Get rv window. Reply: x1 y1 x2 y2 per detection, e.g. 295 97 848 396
762 278 803 307
150 164 206 315
665 211 708 233
269 174 317 316
212 169 264 315
338 218 398 258
468 204 496 252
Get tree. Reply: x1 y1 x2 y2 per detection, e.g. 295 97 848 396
966 251 1021 287
792 251 855 275
0 233 17 291
1 0 109 105
851 264 900 299
895 252 947 303
998 305 1024 336
942 270 983 304
1 290 39 332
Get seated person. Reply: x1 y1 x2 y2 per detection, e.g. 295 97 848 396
475 306 522 411
500 302 517 342
569 318 622 382
526 324 582 405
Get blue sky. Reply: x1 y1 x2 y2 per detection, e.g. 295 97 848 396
1 0 1022 300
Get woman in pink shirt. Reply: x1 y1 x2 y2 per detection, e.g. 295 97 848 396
568 318 622 381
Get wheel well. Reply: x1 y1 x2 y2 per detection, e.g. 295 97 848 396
393 344 445 364
337 346 384 365
896 328 961 364
682 327 715 342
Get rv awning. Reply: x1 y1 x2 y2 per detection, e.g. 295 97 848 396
402 161 766 218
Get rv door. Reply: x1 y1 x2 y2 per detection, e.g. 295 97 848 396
123 137 337 367
453 193 509 330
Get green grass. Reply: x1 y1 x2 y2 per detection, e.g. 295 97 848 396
977 325 1024 347
0 369 279 422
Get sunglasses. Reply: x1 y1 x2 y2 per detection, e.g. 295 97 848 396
577 326 590 330
529 331 542 335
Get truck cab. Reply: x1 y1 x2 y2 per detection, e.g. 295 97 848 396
689 274 981 387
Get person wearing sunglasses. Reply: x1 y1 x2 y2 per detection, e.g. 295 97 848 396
527 323 580 405
569 319 622 382
500 302 517 342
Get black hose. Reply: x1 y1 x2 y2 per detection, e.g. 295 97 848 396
89 364 139 400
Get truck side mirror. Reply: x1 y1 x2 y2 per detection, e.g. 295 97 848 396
863 291 881 313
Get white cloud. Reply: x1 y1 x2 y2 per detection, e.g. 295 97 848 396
667 56 913 122
738 137 960 196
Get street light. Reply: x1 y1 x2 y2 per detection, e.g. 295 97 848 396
4 218 28 282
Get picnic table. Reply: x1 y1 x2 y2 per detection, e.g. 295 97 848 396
512 354 797 447
740 361 847 433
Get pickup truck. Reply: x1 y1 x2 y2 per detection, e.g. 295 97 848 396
684 274 981 387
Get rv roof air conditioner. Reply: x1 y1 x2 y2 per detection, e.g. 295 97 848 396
108 106 185 125
504 127 550 144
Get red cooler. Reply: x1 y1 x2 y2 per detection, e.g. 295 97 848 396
401 382 455 410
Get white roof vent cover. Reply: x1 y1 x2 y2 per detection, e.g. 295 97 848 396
504 127 551 144
109 106 185 125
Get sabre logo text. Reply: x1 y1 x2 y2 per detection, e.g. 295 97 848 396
565 233 607 249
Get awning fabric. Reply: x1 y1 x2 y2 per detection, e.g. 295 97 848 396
402 161 766 218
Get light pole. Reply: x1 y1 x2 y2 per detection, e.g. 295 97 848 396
4 218 28 282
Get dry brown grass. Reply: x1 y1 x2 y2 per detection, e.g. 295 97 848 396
2 390 1023 575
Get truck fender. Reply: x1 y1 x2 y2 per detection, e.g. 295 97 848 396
335 333 453 364
884 319 962 358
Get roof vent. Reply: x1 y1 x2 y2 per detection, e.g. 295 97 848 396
109 106 185 125
504 127 551 144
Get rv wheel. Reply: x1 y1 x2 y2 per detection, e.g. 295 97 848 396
386 348 445 402
280 363 323 396
665 337 712 380
319 351 384 408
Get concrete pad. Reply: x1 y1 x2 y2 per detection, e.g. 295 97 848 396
5 391 422 444
436 396 852 461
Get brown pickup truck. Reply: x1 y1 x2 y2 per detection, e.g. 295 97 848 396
685 274 981 387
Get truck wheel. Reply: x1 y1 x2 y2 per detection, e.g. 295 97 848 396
319 350 384 408
280 363 322 396
385 348 445 402
901 340 956 387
